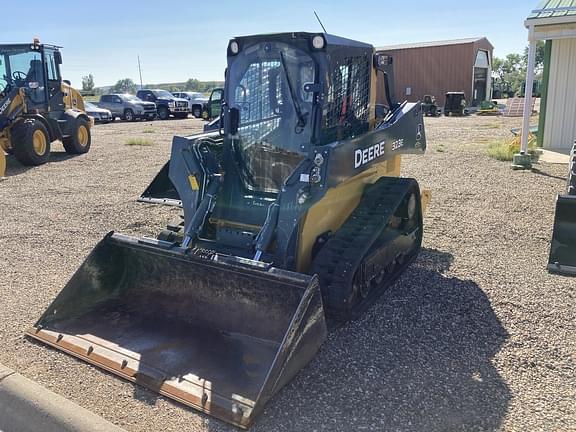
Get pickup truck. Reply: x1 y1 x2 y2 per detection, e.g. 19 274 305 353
98 94 156 121
172 91 207 118
136 89 189 120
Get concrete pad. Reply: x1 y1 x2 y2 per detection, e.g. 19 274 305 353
0 363 125 432
540 149 570 164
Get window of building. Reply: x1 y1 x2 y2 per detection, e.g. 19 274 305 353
475 50 490 68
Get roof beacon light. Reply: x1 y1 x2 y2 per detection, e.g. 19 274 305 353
230 40 239 55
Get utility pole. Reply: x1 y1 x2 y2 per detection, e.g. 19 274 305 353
137 55 143 90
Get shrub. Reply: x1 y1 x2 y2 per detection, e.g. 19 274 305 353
125 138 153 146
487 133 537 162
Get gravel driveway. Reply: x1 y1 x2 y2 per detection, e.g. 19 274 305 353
0 115 574 431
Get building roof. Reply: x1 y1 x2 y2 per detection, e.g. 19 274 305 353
377 37 492 51
527 0 576 20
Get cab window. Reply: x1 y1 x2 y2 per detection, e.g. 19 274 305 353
45 51 58 81
212 89 223 102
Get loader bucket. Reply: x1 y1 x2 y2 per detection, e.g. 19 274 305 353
27 233 327 428
138 161 182 206
548 194 576 275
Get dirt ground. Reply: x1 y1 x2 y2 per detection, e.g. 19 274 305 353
0 114 574 432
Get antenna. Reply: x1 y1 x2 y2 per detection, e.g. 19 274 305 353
137 55 144 90
314 10 327 34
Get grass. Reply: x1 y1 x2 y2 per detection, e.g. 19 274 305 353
487 133 537 162
436 143 446 153
125 138 153 146
481 123 502 129
142 129 155 134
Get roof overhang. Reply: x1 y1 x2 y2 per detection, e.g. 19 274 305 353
525 18 576 41
525 14 576 28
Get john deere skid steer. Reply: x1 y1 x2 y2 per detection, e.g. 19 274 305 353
28 33 429 428
548 142 576 275
0 39 92 177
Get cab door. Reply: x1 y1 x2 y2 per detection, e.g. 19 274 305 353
45 48 65 113
209 88 223 118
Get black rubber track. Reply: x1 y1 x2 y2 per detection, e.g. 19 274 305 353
311 176 423 321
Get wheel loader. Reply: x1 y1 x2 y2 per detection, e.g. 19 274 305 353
0 39 92 177
28 33 430 428
548 141 576 275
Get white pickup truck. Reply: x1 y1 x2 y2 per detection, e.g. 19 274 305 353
172 91 208 118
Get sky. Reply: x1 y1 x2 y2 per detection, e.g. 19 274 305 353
1 0 535 88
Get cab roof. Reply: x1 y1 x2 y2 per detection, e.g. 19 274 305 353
231 32 373 50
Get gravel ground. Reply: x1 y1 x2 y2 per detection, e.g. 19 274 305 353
0 115 574 432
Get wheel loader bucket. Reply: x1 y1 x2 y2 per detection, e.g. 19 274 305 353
27 233 327 428
138 161 182 206
548 194 576 275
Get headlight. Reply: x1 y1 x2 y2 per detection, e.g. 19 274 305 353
229 40 239 55
312 35 325 49
168 101 175 107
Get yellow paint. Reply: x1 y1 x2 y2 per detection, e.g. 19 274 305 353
0 135 9 152
368 66 377 130
32 129 47 155
188 175 200 191
208 218 261 232
62 83 86 112
0 150 5 177
420 188 432 214
297 155 402 272
0 90 23 153
77 124 89 146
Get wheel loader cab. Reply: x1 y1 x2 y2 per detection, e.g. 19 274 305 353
0 43 61 110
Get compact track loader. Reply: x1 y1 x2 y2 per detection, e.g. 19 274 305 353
0 39 91 177
548 142 576 275
28 33 429 428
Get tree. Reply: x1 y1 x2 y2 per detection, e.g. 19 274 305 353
112 78 137 94
492 48 544 97
185 78 200 91
523 40 546 72
81 74 95 92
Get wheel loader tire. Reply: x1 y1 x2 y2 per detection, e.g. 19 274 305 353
63 117 91 155
11 119 51 166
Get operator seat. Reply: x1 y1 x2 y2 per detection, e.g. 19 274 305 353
26 59 44 84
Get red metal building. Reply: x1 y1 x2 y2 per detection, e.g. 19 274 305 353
376 37 494 107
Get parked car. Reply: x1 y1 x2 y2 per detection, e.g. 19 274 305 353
84 102 112 124
172 92 208 118
136 89 189 120
98 94 156 121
